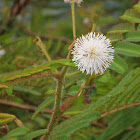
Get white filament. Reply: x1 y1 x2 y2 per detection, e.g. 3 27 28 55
71 32 114 75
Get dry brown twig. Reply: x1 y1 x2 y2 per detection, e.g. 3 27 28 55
0 99 70 119
24 29 72 44
0 99 139 129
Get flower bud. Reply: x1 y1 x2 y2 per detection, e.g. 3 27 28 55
91 14 99 24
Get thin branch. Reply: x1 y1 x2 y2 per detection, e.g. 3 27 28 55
101 102 140 118
10 0 30 17
0 0 31 35
1 73 59 87
24 30 72 44
133 0 139 5
60 82 86 111
91 121 107 129
0 99 70 119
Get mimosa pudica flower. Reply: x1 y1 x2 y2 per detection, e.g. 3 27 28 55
71 32 114 75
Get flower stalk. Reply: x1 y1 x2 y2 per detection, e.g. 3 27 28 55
71 2 76 40
91 23 96 32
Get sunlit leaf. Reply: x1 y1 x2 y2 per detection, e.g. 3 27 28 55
134 1 140 13
108 23 134 33
120 9 140 23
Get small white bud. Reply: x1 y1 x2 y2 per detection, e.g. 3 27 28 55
64 0 83 5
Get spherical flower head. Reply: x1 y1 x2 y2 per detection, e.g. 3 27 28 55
64 0 83 5
71 32 114 75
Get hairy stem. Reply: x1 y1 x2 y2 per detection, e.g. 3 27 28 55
0 73 58 89
47 78 63 131
61 82 86 111
42 3 77 139
101 102 140 118
41 78 63 140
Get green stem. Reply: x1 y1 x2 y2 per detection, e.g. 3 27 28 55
42 3 76 140
41 78 63 140
34 37 58 73
60 2 77 77
41 51 71 140
47 78 63 131
91 23 96 32
80 74 96 96
71 3 76 40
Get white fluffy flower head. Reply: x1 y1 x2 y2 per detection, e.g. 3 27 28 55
71 32 114 75
64 0 83 5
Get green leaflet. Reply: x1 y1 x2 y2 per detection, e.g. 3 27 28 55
117 76 140 105
0 118 14 125
0 113 15 118
114 41 140 57
120 9 140 23
97 106 140 140
32 96 55 120
2 128 29 140
89 95 113 111
2 40 21 49
134 1 140 13
114 67 140 89
0 113 15 119
21 129 48 140
126 131 140 140
13 85 42 96
0 84 8 88
110 54 128 74
5 137 18 140
51 68 140 139
89 67 140 110
6 85 13 96
97 70 111 83
41 59 75 67
50 111 100 140
0 33 13 42
108 23 134 34
0 59 74 84
51 135 70 140
106 33 122 42
68 85 80 96
125 31 140 42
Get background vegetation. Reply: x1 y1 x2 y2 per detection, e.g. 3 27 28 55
0 0 140 140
